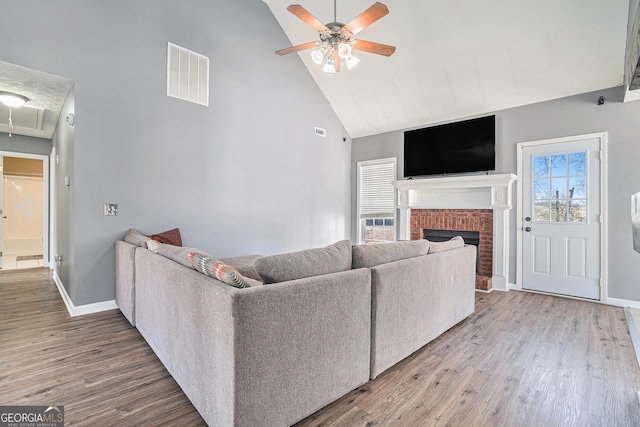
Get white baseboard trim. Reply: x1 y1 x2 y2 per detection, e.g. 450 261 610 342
475 288 493 294
605 296 640 309
53 271 118 317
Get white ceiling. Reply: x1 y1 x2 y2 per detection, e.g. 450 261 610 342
0 60 73 140
263 0 630 138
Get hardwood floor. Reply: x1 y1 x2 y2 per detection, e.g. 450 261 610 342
0 268 205 426
1 268 639 426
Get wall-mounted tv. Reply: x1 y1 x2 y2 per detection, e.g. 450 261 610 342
404 115 495 177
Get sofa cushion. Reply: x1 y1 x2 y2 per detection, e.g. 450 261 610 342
124 229 149 247
188 251 261 288
427 236 465 253
352 240 430 269
149 228 183 246
253 240 352 284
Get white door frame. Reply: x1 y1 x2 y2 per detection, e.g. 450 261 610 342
0 151 50 268
515 132 608 302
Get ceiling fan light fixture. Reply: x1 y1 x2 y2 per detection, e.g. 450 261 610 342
337 42 352 59
322 56 336 73
311 48 326 65
345 54 360 70
0 91 28 108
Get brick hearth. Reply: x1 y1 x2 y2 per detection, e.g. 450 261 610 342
410 209 493 290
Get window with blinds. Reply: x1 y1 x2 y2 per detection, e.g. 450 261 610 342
357 158 397 244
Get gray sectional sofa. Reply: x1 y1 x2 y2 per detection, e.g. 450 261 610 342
115 233 476 427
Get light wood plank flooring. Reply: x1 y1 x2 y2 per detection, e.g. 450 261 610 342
1 268 639 426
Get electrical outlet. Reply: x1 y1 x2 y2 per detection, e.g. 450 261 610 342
104 203 118 216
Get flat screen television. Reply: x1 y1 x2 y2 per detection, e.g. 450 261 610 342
404 115 495 177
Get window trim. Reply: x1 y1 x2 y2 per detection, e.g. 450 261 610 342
356 157 397 244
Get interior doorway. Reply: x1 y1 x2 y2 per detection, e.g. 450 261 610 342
0 152 49 270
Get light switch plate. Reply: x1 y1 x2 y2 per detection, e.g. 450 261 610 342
104 203 118 216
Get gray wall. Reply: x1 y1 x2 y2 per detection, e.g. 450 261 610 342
51 86 75 298
1 0 351 305
353 86 640 302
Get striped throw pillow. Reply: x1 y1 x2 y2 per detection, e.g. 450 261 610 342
188 251 248 288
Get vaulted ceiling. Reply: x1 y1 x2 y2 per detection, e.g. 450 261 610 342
263 0 630 138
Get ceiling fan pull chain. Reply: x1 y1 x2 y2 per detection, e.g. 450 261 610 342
8 107 13 137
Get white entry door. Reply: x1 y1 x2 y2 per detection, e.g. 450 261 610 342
521 136 602 300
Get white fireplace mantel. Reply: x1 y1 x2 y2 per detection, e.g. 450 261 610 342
394 173 517 291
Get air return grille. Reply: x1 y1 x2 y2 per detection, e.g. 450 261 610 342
167 42 209 106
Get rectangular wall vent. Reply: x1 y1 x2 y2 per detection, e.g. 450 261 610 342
315 127 327 137
167 42 209 106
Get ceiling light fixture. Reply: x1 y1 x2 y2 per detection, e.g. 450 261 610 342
0 91 28 137
0 91 28 108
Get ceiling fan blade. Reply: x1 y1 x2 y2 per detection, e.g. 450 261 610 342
352 39 396 56
342 2 389 36
333 51 341 72
276 41 319 56
287 5 329 32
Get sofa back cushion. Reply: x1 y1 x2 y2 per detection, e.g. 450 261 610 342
124 229 149 247
253 240 352 284
427 236 465 253
352 240 430 269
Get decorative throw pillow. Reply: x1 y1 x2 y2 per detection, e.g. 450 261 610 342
146 239 159 253
157 244 204 268
149 228 183 246
427 236 465 253
253 240 352 284
352 239 430 269
124 229 149 247
188 251 259 288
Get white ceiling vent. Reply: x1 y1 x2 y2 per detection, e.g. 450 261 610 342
167 42 209 106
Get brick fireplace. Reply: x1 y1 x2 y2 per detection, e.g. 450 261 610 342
410 209 493 290
394 174 517 292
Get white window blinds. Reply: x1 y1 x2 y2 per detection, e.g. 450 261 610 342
358 158 396 218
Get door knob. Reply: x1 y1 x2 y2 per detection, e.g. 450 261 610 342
525 227 531 232
525 217 531 222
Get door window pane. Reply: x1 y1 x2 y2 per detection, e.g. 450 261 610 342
534 201 550 222
533 156 550 177
551 154 567 176
551 178 567 199
569 199 587 222
551 200 567 222
568 152 586 175
534 178 550 199
568 176 586 199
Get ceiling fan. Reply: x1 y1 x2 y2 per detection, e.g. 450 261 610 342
275 1 396 73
